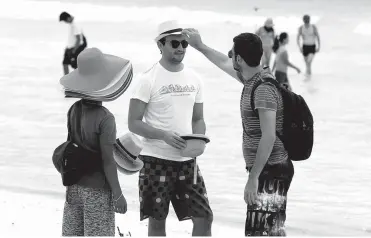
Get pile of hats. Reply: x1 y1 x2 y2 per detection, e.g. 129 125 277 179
60 47 133 101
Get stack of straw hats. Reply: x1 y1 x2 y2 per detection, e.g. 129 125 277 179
60 47 133 101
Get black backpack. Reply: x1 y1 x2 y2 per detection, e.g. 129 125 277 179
249 76 314 161
52 100 101 186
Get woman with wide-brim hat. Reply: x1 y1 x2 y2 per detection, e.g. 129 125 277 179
59 48 133 236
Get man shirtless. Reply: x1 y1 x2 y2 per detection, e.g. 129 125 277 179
297 14 321 76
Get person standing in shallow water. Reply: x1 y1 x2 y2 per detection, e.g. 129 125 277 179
272 32 301 91
59 11 87 75
297 14 321 76
128 20 213 236
255 18 275 68
182 28 295 236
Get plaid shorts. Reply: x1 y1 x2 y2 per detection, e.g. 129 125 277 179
138 155 213 221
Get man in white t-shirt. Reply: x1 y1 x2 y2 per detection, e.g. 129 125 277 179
128 20 213 236
59 12 87 75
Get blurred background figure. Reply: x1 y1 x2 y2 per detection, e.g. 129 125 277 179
297 14 321 76
59 11 88 75
255 18 275 68
272 32 301 91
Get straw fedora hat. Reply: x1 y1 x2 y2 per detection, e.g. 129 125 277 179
60 47 131 92
264 18 274 28
180 134 210 158
154 20 183 42
113 133 144 174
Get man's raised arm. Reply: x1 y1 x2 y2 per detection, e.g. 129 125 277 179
182 28 243 84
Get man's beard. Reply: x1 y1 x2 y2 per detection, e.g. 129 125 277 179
171 54 184 64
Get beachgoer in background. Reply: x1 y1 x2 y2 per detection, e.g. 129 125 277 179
59 11 87 75
182 28 294 236
272 32 301 91
59 48 128 236
297 14 320 76
128 20 213 236
255 18 275 68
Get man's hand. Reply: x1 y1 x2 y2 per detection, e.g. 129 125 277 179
182 28 204 49
162 131 187 150
244 176 259 206
316 46 320 53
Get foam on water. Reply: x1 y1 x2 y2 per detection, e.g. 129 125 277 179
1 0 319 33
354 22 371 36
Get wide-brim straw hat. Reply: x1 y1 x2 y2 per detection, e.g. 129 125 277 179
64 66 133 101
60 48 133 97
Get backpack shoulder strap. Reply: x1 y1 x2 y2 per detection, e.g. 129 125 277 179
67 100 83 143
67 104 73 141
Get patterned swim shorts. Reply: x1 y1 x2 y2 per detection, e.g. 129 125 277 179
138 155 213 221
245 159 294 236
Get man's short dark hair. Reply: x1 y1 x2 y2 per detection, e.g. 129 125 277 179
59 12 71 22
233 33 263 67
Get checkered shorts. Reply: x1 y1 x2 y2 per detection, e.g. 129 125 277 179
138 155 213 221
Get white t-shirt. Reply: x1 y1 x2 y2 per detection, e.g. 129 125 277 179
131 62 204 161
67 21 83 49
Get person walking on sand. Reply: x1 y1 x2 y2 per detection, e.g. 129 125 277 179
255 18 275 68
182 28 294 236
59 11 87 75
58 48 131 236
128 20 213 236
272 32 301 91
297 14 320 76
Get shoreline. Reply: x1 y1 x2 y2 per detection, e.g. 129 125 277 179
0 188 243 237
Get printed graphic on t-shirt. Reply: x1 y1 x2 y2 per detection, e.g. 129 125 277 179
159 84 196 96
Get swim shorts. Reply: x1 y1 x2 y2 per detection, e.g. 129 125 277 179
245 159 294 236
302 44 316 57
138 155 213 221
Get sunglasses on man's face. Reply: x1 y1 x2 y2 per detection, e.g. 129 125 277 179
228 50 233 58
168 40 188 49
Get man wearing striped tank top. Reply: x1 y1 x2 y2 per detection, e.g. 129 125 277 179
183 29 294 236
297 14 321 76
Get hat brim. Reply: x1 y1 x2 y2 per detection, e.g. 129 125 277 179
60 54 130 92
64 66 133 101
67 62 132 94
180 134 210 143
113 145 144 172
117 166 139 175
154 32 182 42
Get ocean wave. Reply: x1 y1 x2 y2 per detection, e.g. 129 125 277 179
1 0 319 32
354 22 371 36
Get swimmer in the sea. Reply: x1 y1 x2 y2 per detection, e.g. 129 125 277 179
272 32 301 91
